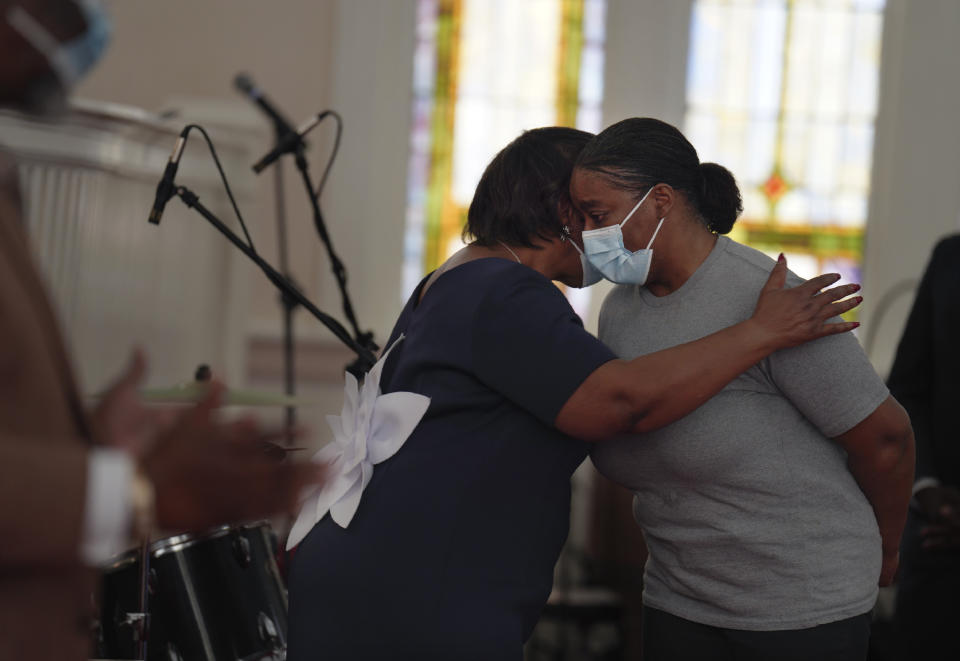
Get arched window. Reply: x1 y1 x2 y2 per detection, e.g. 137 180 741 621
404 0 607 316
685 0 886 300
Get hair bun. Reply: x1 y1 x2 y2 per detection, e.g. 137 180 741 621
698 162 742 234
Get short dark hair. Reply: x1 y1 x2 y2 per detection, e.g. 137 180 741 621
575 117 743 234
465 126 593 248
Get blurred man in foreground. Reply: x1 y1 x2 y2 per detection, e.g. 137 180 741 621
0 2 324 658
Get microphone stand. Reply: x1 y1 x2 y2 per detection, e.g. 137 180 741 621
290 145 379 376
271 135 297 446
170 184 378 372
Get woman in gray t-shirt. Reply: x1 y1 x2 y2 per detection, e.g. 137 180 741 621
570 117 915 661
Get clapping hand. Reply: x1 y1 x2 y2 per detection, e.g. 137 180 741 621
94 349 325 532
91 348 179 456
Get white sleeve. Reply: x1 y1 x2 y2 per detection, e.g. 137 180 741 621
81 447 133 565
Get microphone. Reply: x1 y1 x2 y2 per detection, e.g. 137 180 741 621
148 128 188 225
251 112 327 174
234 73 297 137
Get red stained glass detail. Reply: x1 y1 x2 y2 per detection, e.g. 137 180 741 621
762 170 790 204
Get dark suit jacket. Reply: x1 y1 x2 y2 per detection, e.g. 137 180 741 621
0 155 100 661
887 234 960 488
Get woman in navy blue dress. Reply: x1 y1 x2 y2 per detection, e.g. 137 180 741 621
285 127 862 660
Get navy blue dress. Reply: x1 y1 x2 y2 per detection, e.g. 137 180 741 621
286 259 616 660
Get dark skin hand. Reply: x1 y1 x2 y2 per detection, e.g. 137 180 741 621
141 381 325 532
94 349 325 533
92 349 179 456
915 486 960 551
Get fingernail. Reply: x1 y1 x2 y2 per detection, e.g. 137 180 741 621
852 322 861 329
854 284 862 292
855 296 863 304
777 253 785 263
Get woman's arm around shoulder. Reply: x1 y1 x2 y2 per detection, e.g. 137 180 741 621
555 256 862 441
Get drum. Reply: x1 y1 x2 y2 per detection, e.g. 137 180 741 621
94 522 288 661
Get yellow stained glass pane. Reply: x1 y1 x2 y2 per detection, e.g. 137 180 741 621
405 0 607 308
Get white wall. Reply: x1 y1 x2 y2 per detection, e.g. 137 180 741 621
319 0 418 343
582 0 695 333
77 0 341 329
77 0 418 345
860 0 960 377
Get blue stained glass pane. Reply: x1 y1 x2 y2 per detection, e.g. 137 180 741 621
583 0 607 42
748 4 787 114
577 106 603 134
823 257 862 290
687 4 726 110
579 47 605 105
848 11 883 117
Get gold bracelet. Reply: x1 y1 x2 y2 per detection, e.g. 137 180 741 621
130 466 156 541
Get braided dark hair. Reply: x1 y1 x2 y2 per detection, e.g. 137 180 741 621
575 118 742 234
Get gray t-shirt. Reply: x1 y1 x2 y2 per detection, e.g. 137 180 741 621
592 236 889 631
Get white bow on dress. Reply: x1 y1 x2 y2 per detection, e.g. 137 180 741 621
286 335 430 549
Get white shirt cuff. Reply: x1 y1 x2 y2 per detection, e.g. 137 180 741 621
81 447 133 565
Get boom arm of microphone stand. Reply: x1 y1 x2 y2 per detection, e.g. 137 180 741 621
171 185 378 374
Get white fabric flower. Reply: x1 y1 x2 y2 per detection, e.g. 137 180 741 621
286 336 429 548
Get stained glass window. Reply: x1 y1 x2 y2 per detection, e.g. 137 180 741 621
404 0 607 316
685 0 886 295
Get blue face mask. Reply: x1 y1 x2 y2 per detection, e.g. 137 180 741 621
581 186 666 286
6 0 112 92
561 225 603 288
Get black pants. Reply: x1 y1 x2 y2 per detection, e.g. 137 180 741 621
641 606 872 661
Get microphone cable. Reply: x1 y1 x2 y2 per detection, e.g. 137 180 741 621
312 109 342 202
180 123 259 255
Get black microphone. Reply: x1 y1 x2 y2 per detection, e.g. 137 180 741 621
251 112 327 174
234 73 297 137
148 128 188 225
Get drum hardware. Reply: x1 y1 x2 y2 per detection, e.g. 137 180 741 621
257 612 281 647
233 531 253 568
134 536 151 659
95 522 288 661
163 642 183 661
97 536 152 659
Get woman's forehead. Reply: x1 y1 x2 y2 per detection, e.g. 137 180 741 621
570 170 622 205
